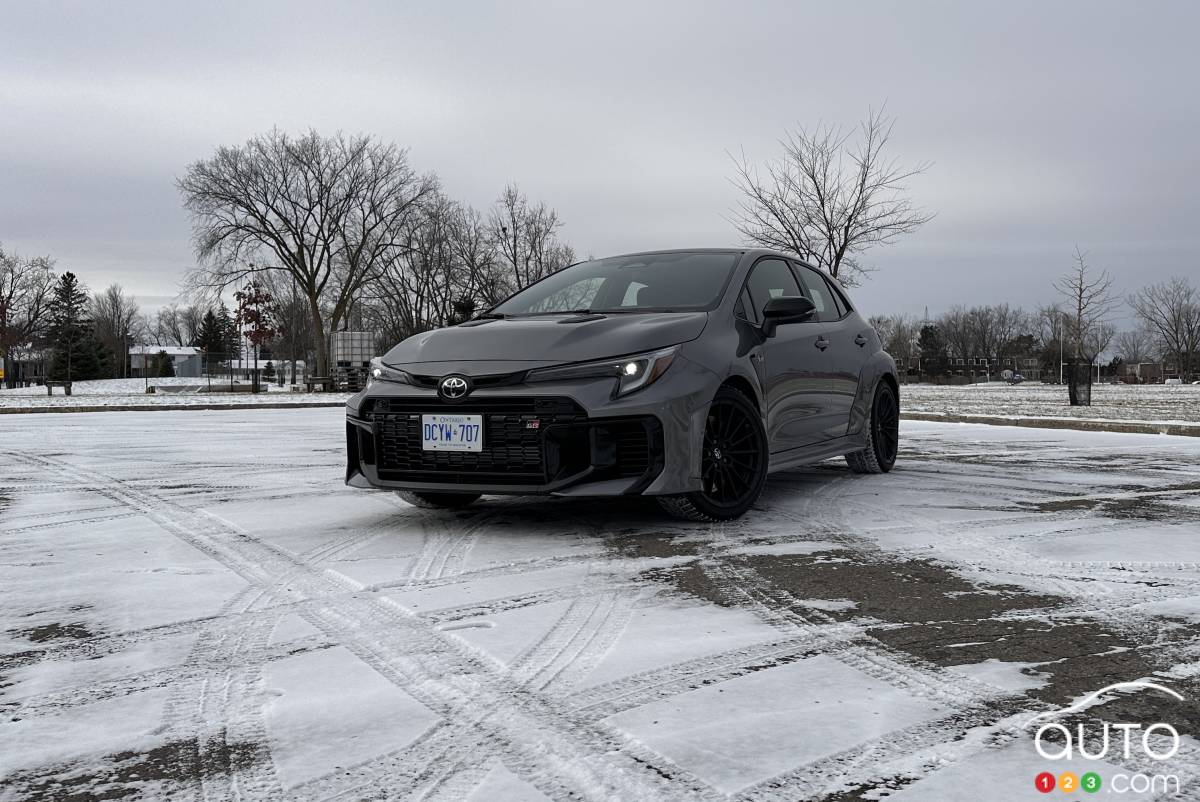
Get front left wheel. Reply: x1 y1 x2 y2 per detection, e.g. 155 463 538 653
396 490 481 509
658 386 768 522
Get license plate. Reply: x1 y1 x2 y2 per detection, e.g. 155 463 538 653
421 414 483 452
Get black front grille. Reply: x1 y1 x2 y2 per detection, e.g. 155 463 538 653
366 396 584 485
359 395 661 490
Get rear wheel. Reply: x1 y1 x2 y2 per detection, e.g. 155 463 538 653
658 386 768 522
396 490 481 509
846 381 899 474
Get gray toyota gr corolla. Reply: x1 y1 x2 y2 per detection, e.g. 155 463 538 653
346 248 899 521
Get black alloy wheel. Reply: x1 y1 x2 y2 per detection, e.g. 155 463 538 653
872 382 899 469
847 381 899 474
659 386 768 521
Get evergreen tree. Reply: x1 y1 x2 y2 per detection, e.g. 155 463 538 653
154 350 176 377
217 303 241 359
917 324 948 376
196 309 223 354
48 272 103 382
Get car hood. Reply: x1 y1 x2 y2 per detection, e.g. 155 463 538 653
382 311 708 370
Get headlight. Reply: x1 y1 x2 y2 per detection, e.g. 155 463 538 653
526 346 678 397
367 357 411 388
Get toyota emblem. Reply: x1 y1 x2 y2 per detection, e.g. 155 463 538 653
438 375 471 401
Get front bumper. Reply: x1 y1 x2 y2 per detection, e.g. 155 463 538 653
345 356 717 497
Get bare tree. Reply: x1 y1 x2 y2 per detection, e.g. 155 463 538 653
488 184 575 296
1035 303 1064 348
1113 327 1157 370
1054 246 1117 404
729 108 932 285
972 304 1027 371
938 306 974 362
90 284 141 378
1130 276 1200 381
0 245 56 387
154 304 185 347
179 129 437 375
870 314 920 381
365 191 466 341
451 205 506 306
151 304 207 347
868 315 897 347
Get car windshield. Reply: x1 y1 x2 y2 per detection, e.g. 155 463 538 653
490 252 739 315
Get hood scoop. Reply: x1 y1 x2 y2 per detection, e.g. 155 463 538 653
557 313 607 324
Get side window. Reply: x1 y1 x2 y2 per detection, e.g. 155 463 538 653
621 281 648 307
745 258 802 316
736 286 758 324
792 265 830 320
822 275 847 317
822 275 850 316
795 264 852 321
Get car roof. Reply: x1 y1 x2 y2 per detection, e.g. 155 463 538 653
601 247 822 271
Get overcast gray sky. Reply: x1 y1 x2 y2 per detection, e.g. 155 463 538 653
3 1 1198 322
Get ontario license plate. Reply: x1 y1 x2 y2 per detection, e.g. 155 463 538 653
421 414 483 452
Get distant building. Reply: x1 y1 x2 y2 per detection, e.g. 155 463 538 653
2 345 49 387
1122 361 1177 383
129 346 202 378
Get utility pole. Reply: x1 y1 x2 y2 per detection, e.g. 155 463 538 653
1058 310 1064 385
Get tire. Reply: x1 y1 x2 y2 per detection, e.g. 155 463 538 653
846 380 899 474
658 385 768 522
395 490 481 509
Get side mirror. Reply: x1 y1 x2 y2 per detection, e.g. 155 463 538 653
761 296 816 337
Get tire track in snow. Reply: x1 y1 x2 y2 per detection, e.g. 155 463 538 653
301 553 650 800
12 452 693 801
680 467 1051 798
6 451 489 800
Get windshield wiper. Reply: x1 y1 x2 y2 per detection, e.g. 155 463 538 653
473 312 509 320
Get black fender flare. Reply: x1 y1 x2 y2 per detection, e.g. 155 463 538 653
849 351 899 436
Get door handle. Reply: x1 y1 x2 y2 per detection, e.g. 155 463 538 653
855 334 868 347
814 336 830 351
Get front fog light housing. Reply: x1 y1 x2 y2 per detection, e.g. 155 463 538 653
527 346 678 397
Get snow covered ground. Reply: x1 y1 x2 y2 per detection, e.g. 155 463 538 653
5 380 1198 428
904 382 1200 424
0 378 351 409
2 410 1199 801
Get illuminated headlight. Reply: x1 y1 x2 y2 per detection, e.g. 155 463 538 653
526 346 678 397
367 357 411 388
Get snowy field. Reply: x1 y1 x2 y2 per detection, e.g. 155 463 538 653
904 382 1200 424
2 409 1200 801
5 380 1199 428
0 378 351 409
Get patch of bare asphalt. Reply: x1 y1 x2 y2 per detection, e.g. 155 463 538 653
650 549 1200 717
9 621 96 644
608 532 701 560
1028 482 1200 522
1 738 266 802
